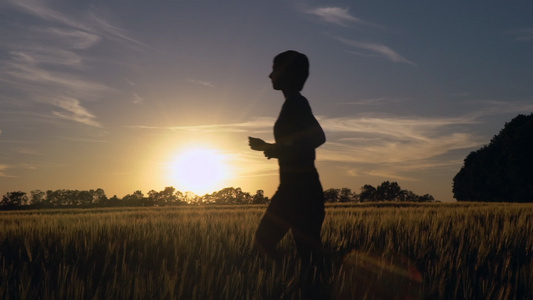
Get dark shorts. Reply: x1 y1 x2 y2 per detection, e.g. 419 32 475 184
255 176 325 256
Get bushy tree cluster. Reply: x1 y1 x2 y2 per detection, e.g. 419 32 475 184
0 187 269 209
453 113 533 202
1 191 28 208
1 188 108 209
2 181 434 210
323 188 355 203
324 181 434 203
202 187 257 205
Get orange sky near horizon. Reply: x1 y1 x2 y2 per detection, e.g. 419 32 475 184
1 1 533 202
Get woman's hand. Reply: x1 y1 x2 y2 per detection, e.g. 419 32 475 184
248 137 268 151
263 146 277 159
249 137 278 159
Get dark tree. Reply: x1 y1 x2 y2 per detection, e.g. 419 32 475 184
359 182 434 202
108 195 121 206
234 188 252 204
208 187 252 204
323 188 340 203
418 194 435 202
359 185 377 202
324 188 356 202
77 190 93 206
401 190 419 202
146 190 159 206
91 188 108 205
123 190 144 206
46 189 64 206
376 181 403 201
30 190 46 206
453 113 533 202
252 190 268 204
1 191 28 208
158 186 177 206
339 188 355 202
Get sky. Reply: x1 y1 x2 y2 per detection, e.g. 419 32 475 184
1 1 532 202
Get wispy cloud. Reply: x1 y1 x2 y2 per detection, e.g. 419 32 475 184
132 93 144 104
319 115 482 163
337 97 409 106
336 37 415 65
6 0 92 31
34 27 101 49
1 0 145 130
126 117 275 133
16 148 42 155
0 165 15 178
233 152 279 179
462 100 533 119
53 136 107 143
6 0 144 47
3 61 111 94
509 27 533 42
50 97 101 127
10 49 82 66
311 114 481 184
318 99 533 182
320 131 480 164
306 7 363 27
321 115 477 138
0 163 43 178
87 10 147 49
189 79 215 88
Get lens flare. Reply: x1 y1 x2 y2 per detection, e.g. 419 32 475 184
333 250 423 300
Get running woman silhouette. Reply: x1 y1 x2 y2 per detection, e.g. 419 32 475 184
249 50 326 298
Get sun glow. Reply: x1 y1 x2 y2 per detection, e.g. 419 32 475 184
167 148 231 195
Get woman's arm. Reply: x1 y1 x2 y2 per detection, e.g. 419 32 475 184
285 99 325 149
249 137 278 159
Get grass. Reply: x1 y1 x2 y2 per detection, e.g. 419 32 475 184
0 202 532 299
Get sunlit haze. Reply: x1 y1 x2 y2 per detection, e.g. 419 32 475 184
167 147 231 195
1 1 532 201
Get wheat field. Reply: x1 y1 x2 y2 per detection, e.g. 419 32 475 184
1 203 532 299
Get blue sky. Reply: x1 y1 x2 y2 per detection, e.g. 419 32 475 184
1 0 532 201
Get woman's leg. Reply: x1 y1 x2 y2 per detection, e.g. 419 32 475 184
254 192 291 260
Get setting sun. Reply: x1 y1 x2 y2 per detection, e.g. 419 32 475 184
167 148 231 195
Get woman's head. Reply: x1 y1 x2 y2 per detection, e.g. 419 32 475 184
269 50 309 92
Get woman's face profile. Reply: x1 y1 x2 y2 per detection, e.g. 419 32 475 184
269 63 288 91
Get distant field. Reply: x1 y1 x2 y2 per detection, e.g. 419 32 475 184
1 203 532 299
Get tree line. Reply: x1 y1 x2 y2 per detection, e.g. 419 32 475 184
1 181 434 210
